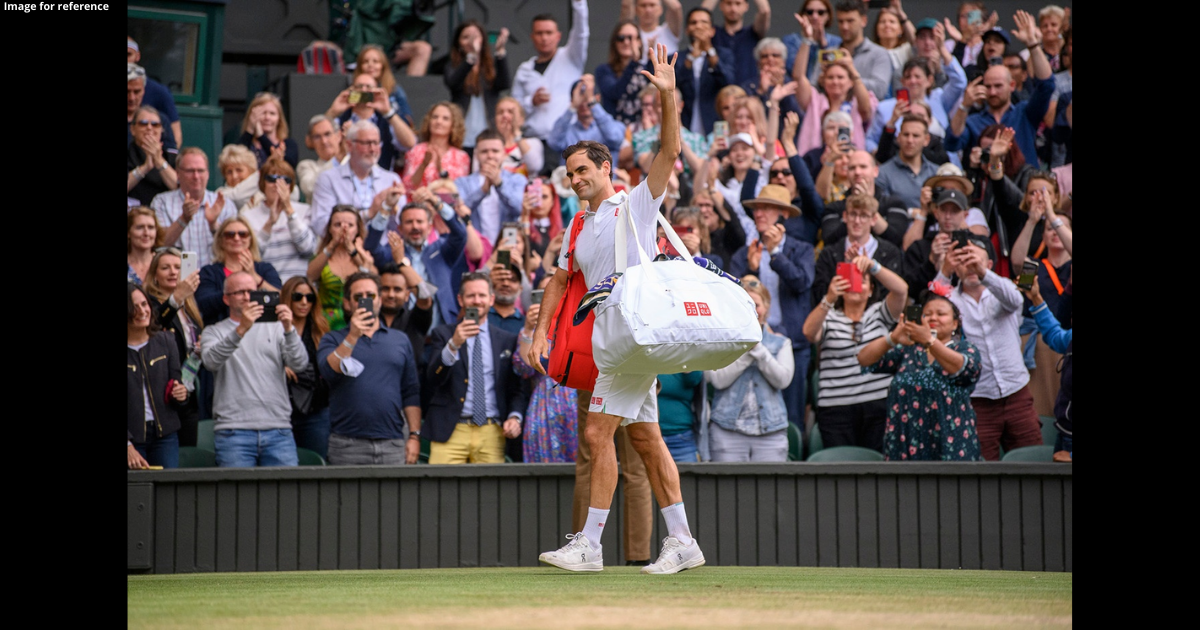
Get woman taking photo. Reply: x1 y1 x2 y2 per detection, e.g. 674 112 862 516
215 144 262 211
327 70 417 172
802 254 907 452
128 282 187 469
144 248 203 447
857 291 983 461
595 20 650 125
281 276 332 460
127 207 162 285
238 92 299 169
127 105 178 206
351 44 416 128
522 176 562 259
787 0 841 86
241 157 318 282
493 96 543 176
792 15 877 155
445 21 512 155
195 216 283 325
706 278 794 462
866 55 966 155
308 205 376 330
403 102 471 190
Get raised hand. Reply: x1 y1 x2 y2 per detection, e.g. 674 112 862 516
494 27 510 56
640 43 677 94
204 191 226 225
769 81 798 103
1011 10 1043 47
794 12 814 39
747 239 763 272
964 75 986 107
826 275 849 303
943 18 963 43
181 190 200 222
173 270 200 304
990 127 1015 159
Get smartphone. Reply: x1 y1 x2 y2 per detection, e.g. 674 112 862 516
904 304 924 324
464 306 481 324
348 90 366 106
1017 261 1039 290
357 295 375 322
531 289 545 305
965 65 985 84
836 262 863 293
180 251 198 279
502 222 520 245
967 9 983 26
820 49 847 64
987 56 1004 67
895 88 909 105
836 126 852 147
435 191 458 208
249 290 280 322
713 120 729 144
951 229 971 250
496 249 511 268
528 178 543 209
487 30 500 46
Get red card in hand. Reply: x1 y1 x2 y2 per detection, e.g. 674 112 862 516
836 262 863 293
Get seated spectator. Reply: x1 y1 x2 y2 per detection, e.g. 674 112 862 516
318 271 423 465
820 150 908 248
127 283 187 469
493 96 544 177
238 92 298 170
446 21 512 155
811 193 903 307
200 271 306 467
549 76 627 157
706 277 793 462
866 55 966 156
425 272 528 464
792 47 877 155
280 276 331 461
195 216 283 326
144 248 204 447
377 262 434 374
597 20 651 125
327 73 417 173
678 6 734 137
215 144 262 211
127 207 163 285
803 253 906 452
127 105 178 207
308 205 378 331
354 44 416 127
523 176 563 259
128 62 176 154
455 130 528 248
296 115 344 202
367 196 466 328
875 117 940 209
129 37 182 146
152 147 238 268
241 158 318 282
872 99 951 168
404 102 472 189
511 277 579 463
857 289 983 461
310 120 405 238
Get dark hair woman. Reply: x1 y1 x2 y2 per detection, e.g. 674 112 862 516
281 275 332 459
594 20 650 125
445 20 512 153
128 283 187 469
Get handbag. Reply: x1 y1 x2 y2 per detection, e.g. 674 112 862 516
592 200 761 375
287 362 318 416
546 210 599 391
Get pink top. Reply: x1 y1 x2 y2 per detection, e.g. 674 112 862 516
795 91 879 156
402 143 470 188
1051 163 1071 200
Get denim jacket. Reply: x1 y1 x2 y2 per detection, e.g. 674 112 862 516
710 329 789 436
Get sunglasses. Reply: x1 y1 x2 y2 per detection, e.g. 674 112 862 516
135 119 162 128
805 9 828 16
351 292 378 301
769 169 792 178
223 230 250 239
264 174 293 184
291 292 316 303
153 246 182 255
743 279 761 288
616 34 638 42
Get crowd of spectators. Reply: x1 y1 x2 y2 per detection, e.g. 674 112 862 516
127 0 1073 469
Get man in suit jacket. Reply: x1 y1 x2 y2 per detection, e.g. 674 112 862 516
729 185 816 428
811 193 904 308
677 7 734 136
425 271 529 463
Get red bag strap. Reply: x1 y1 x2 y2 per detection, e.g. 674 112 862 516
564 210 587 271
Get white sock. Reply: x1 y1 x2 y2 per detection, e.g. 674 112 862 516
582 507 608 549
661 502 694 546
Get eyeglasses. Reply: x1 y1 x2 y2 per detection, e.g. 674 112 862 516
616 34 637 42
225 289 252 297
351 292 378 301
264 174 294 184
135 119 162 128
805 9 828 16
223 230 250 239
760 52 783 58
292 292 317 303
743 279 761 288
179 168 208 175
769 169 793 178
352 139 381 147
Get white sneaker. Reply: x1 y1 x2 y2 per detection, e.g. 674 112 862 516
641 536 705 574
539 532 604 572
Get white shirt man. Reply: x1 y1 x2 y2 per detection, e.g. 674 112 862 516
511 0 590 140
624 0 682 63
310 120 404 238
296 115 344 202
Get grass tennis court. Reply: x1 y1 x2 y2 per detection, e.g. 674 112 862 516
128 566 1071 629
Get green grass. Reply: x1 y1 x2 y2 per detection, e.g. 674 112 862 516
128 566 1071 629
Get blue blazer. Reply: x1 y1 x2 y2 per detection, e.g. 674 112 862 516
729 236 815 350
677 46 734 136
423 323 529 444
366 209 467 325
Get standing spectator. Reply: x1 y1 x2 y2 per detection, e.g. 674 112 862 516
445 22 512 155
195 217 283 325
703 0 771 87
873 100 952 169
875 117 939 209
811 193 903 310
327 73 418 173
964 125 1034 271
318 271 423 465
128 38 182 146
946 10 1055 166
486 259 529 335
656 371 704 463
633 84 710 178
308 206 378 331
792 14 877 155
866 44 967 155
512 288 579 463
1036 5 1068 72
241 158 318 283
819 150 908 248
511 2 592 150
871 2 916 93
765 111 825 246
200 271 307 467
455 130 528 248
144 249 204 447
1020 275 1071 462
678 7 735 137
127 283 187 469
127 207 162 286
238 92 298 169
377 262 434 374
828 0 893 101
857 290 983 461
367 197 466 328
942 2 996 71
493 96 544 177
595 21 651 126
548 77 628 157
127 105 178 207
623 0 683 62
707 277 793 461
803 253 906 452
152 147 238 268
708 132 764 242
281 276 331 461
353 44 416 128
214 144 261 211
740 38 803 136
424 272 527 464
902 187 969 302
403 102 471 190
783 0 841 89
296 115 344 203
692 187 745 268
310 120 405 238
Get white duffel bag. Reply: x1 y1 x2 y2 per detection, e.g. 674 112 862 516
592 200 761 375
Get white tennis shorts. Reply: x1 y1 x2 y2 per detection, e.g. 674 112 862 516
588 371 659 426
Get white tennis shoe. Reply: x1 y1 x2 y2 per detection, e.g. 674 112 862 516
539 532 604 572
641 536 705 574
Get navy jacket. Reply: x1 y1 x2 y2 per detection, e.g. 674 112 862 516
367 210 468 325
423 322 529 444
677 47 734 136
729 235 815 349
195 261 283 326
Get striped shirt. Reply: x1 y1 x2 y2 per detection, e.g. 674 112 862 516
151 189 238 267
240 201 319 283
816 301 896 408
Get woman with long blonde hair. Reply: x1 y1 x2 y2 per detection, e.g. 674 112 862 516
194 216 283 325
238 92 298 169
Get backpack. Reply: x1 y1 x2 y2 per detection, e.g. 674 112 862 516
546 211 599 392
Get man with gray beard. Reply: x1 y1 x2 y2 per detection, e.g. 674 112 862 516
487 258 527 335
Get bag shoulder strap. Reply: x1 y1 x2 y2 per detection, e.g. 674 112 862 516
564 210 587 272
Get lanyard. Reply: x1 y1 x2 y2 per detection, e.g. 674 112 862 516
1041 259 1064 295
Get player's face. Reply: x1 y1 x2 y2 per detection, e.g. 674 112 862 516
564 151 611 203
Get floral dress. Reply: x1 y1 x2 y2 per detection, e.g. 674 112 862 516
512 346 578 463
863 337 983 461
402 143 470 189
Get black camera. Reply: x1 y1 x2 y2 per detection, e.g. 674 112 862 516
980 148 991 164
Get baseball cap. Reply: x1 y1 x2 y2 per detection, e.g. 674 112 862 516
934 188 969 211
914 18 939 32
981 27 1010 44
924 162 974 196
728 132 756 149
